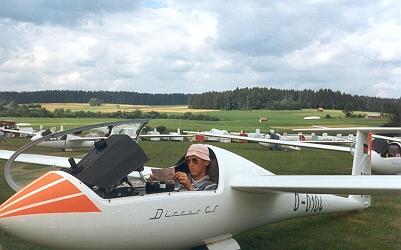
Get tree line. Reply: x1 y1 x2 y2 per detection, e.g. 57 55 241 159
385 100 401 127
0 88 399 115
0 90 188 105
188 87 399 112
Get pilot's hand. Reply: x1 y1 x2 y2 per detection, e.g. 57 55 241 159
148 174 156 181
174 171 193 191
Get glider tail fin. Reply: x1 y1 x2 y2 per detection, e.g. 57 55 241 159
350 131 372 206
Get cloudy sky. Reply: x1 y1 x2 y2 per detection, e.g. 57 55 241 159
0 1 400 98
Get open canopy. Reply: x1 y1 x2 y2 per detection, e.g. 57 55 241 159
74 134 149 190
3 119 151 192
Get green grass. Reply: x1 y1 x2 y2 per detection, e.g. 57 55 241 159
149 109 387 133
0 140 400 250
1 108 388 134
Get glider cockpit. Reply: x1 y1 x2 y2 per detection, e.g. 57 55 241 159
3 119 220 199
372 138 401 158
66 134 219 198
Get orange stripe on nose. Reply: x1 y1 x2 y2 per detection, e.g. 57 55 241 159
0 180 82 215
0 172 63 210
0 171 101 219
0 194 100 219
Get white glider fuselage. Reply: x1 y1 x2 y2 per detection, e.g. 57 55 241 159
371 151 401 175
348 147 401 175
0 146 369 249
36 137 95 150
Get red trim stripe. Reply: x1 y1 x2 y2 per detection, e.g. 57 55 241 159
0 172 63 209
0 172 101 219
0 194 100 219
0 180 81 215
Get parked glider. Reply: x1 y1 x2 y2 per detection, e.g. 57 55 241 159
185 130 302 151
0 127 95 151
0 120 400 249
184 128 232 143
294 127 401 175
0 125 192 151
190 128 401 175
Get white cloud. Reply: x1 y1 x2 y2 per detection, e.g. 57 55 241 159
0 1 400 97
373 81 401 98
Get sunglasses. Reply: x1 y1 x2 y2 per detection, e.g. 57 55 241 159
186 157 199 165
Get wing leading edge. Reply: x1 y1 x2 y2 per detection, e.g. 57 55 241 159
187 132 350 152
294 127 401 134
0 149 154 179
231 175 401 195
68 134 194 141
0 150 72 168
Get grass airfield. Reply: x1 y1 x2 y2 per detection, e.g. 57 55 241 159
0 107 385 133
0 108 400 249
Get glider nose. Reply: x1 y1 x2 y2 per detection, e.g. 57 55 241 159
0 172 101 247
0 171 100 222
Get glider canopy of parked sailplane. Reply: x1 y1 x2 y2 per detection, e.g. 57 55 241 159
0 120 400 249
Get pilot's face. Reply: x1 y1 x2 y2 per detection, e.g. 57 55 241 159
186 156 209 180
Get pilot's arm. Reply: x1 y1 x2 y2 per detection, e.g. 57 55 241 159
174 172 193 191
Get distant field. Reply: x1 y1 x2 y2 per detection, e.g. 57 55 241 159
40 103 216 113
1 108 388 134
149 109 388 133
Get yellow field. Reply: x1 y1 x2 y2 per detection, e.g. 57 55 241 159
40 103 217 113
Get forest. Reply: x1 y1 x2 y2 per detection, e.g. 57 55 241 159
0 90 188 105
188 87 399 112
0 88 399 113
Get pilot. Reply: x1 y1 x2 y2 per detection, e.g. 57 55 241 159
149 144 217 191
175 144 217 191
